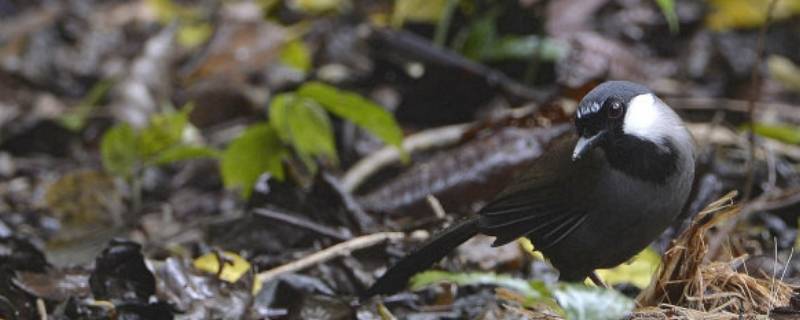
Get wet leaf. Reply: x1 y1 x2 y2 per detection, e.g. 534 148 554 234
279 40 312 74
45 170 122 225
193 251 251 283
553 284 634 320
297 82 405 157
269 93 338 171
221 124 288 198
89 239 155 302
101 123 139 178
595 247 661 289
153 145 220 165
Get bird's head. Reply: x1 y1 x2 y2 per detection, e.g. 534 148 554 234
572 81 684 162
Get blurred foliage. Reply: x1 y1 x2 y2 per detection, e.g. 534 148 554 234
752 123 800 145
411 271 634 319
553 284 635 320
706 0 800 30
45 170 122 225
60 80 114 131
147 0 213 47
768 55 800 93
392 0 449 27
451 10 565 63
655 0 679 33
411 271 549 300
595 247 661 289
193 251 252 283
289 0 341 13
279 40 313 74
101 107 218 179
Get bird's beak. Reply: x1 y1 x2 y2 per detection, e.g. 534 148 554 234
572 131 607 161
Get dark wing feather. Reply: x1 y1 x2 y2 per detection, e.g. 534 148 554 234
477 134 599 250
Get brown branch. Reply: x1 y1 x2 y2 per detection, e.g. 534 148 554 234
743 0 780 200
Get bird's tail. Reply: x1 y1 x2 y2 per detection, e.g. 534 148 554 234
363 216 480 297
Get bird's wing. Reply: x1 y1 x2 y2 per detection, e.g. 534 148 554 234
478 134 598 249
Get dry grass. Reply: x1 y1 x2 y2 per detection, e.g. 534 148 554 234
636 191 795 318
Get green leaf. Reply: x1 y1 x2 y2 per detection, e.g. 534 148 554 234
768 55 800 93
60 79 114 131
655 0 679 34
221 124 288 198
481 35 566 62
137 109 189 159
752 123 800 144
410 271 550 300
392 0 449 27
296 82 405 158
458 12 497 60
553 284 634 320
269 93 338 171
101 123 139 178
154 145 220 165
279 40 312 74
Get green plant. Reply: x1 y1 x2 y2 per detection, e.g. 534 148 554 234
100 107 219 212
411 271 634 320
220 81 405 198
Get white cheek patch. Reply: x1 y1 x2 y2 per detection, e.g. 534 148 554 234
623 93 680 144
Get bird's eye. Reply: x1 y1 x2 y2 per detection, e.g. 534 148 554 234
607 101 624 119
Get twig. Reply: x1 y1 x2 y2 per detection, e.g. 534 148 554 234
253 207 352 241
252 232 405 294
744 0 780 200
37 298 47 320
707 0 780 260
426 194 447 219
341 123 471 192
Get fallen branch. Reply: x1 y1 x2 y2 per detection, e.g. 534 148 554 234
252 232 405 294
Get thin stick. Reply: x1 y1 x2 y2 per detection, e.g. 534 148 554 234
707 0 780 259
252 232 405 294
37 298 47 320
426 194 447 219
253 207 351 241
743 0 780 200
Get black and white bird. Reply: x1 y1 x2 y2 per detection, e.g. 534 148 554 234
364 81 695 296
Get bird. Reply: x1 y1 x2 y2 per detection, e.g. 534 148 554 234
364 81 695 297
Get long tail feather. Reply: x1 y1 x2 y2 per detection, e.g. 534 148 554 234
363 216 480 297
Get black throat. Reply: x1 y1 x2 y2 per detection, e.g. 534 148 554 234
602 135 679 184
